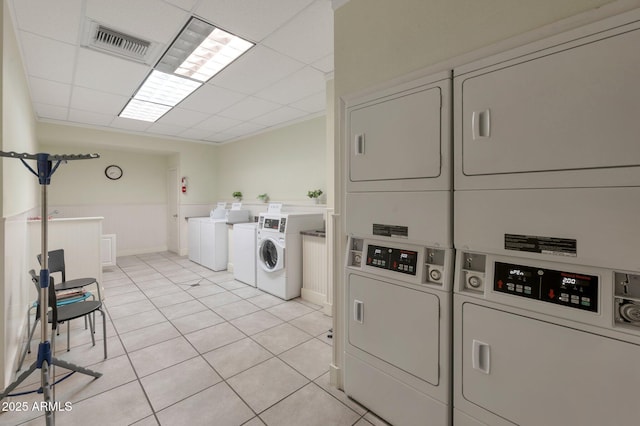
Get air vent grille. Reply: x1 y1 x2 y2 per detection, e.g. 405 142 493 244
82 19 156 64
93 26 150 60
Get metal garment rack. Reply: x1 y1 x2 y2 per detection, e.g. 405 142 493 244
0 151 100 426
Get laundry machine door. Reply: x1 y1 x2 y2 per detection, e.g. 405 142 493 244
459 302 640 426
258 237 284 272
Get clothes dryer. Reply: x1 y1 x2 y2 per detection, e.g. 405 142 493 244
256 212 323 300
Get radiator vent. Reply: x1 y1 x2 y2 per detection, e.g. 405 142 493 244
83 20 156 64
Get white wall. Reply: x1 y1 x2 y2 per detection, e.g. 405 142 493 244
215 116 326 204
37 124 219 256
1 0 39 388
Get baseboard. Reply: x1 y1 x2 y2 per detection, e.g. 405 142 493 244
301 288 326 308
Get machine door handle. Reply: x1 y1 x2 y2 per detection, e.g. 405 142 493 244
354 134 365 155
354 300 364 323
472 339 491 374
472 109 491 140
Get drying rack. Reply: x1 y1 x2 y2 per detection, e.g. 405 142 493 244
0 151 100 426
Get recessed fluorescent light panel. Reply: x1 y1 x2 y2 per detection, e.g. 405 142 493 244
120 17 254 122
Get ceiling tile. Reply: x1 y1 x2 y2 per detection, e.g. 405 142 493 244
213 45 304 94
20 32 76 84
194 115 242 133
147 122 188 136
70 87 129 115
218 96 281 121
255 66 326 105
291 91 326 113
178 128 215 140
262 0 333 64
29 77 72 107
223 121 268 138
179 85 246 115
34 103 68 121
253 106 309 127
68 109 114 127
194 0 315 42
13 0 83 44
110 116 153 132
85 0 188 45
312 53 334 73
74 48 150 96
158 107 210 128
164 0 199 12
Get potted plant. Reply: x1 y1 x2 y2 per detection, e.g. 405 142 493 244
232 191 243 201
307 189 323 204
257 193 270 203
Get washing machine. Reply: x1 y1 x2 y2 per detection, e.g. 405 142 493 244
452 9 640 425
256 212 324 300
233 222 258 286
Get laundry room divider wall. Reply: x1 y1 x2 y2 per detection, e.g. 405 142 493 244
342 71 454 425
339 6 640 426
451 9 640 426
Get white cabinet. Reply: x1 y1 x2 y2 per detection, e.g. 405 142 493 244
455 13 640 190
101 234 117 267
345 71 451 192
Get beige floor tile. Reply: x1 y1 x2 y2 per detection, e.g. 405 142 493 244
230 310 283 335
289 310 333 337
111 309 165 334
185 322 246 354
54 381 153 426
314 372 368 416
247 293 286 309
213 300 262 321
140 356 222 411
252 323 312 355
119 321 179 352
203 338 273 379
156 382 254 426
170 309 225 334
279 338 332 380
227 358 308 413
199 291 242 309
260 382 360 426
159 299 208 320
266 301 314 321
128 336 198 378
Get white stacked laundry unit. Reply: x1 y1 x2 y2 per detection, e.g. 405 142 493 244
452 9 640 426
343 70 454 425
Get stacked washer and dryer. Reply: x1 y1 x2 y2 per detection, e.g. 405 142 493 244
452 10 640 426
343 71 454 425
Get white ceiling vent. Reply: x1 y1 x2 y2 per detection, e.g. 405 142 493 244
82 20 158 64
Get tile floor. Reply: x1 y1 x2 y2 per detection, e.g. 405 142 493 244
1 252 388 426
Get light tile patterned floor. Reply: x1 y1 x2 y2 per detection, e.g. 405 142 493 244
1 252 388 426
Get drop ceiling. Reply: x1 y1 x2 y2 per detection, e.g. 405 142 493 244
8 0 334 144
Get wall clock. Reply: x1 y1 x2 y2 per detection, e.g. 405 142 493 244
105 165 123 180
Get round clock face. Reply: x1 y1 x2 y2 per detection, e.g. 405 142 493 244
105 165 123 180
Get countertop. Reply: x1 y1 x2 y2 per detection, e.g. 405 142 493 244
300 229 326 238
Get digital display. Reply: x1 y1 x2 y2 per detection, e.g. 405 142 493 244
263 218 279 230
366 245 418 276
494 262 598 313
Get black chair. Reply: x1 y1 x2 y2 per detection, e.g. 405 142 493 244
37 249 102 301
17 270 107 371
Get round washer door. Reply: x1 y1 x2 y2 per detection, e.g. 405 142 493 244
258 238 284 272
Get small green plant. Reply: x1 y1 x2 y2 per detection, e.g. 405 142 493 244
257 193 269 203
232 191 243 201
307 189 323 199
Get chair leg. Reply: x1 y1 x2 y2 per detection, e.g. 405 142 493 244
67 321 71 352
88 314 96 347
100 308 107 359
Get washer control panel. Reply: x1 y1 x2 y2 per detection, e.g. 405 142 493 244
494 262 598 312
366 244 418 276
